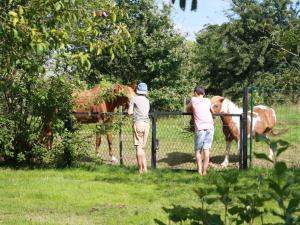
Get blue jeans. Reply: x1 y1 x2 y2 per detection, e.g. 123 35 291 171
194 128 214 152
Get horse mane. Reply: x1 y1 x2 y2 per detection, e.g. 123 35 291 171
222 98 243 114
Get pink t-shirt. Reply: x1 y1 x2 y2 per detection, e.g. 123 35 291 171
191 97 214 131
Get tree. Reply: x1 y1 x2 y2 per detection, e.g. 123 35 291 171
0 0 130 165
92 0 193 110
192 0 300 101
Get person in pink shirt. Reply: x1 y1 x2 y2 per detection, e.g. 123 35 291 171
186 85 214 175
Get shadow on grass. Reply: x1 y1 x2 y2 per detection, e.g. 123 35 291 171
154 204 223 225
210 154 239 164
157 152 194 166
157 152 239 167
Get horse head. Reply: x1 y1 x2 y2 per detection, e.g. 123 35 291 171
112 83 135 110
210 96 225 114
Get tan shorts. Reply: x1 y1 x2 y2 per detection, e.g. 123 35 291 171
133 122 150 147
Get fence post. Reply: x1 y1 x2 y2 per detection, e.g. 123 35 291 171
239 115 243 170
242 87 248 169
183 97 186 127
249 87 255 167
119 106 124 165
151 112 157 169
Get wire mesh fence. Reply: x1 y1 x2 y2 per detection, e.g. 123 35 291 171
154 113 241 170
70 86 300 170
72 112 243 170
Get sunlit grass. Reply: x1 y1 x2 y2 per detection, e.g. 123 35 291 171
0 166 291 225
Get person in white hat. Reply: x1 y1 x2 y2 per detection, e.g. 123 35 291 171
128 83 150 173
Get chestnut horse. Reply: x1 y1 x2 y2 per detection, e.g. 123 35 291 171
210 96 276 167
44 83 135 163
72 83 135 162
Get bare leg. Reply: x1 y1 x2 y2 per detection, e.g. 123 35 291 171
142 147 147 173
195 150 203 175
202 149 210 175
107 132 117 163
95 133 101 156
136 145 144 173
222 141 232 167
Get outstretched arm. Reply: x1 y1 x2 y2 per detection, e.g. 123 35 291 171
128 101 134 115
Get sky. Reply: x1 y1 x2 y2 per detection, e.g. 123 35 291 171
157 0 232 40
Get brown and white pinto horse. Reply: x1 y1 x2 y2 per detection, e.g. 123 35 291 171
72 83 135 162
210 96 276 167
44 83 135 163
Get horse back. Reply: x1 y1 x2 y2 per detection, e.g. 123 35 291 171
251 105 276 134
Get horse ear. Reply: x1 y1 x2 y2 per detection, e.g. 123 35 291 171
129 82 137 91
220 97 225 102
112 83 122 94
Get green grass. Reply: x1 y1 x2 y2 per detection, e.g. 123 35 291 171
0 165 292 225
0 166 204 225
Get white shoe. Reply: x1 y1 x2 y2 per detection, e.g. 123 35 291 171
111 156 118 163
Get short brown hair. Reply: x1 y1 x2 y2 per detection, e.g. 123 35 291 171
194 85 205 95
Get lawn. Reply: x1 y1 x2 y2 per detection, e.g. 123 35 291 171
0 166 202 225
0 165 294 225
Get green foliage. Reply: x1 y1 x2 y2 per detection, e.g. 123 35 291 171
95 0 193 111
160 136 300 225
192 0 300 101
96 80 125 104
0 75 74 165
171 0 197 11
0 0 131 166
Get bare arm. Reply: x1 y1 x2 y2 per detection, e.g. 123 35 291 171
128 102 133 115
128 105 133 115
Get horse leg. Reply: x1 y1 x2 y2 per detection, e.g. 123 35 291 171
263 134 274 160
221 141 232 167
267 135 274 159
95 132 101 156
107 132 117 163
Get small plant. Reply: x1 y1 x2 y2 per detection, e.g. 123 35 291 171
95 80 125 104
254 135 300 225
158 135 300 225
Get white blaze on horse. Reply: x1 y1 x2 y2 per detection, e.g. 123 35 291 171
210 96 276 167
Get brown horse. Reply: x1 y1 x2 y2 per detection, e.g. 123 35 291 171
72 83 135 162
44 83 135 163
210 96 276 167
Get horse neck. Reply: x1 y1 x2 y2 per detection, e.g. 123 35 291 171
221 99 242 139
222 99 242 114
107 96 124 112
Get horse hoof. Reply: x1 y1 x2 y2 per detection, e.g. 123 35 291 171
111 156 118 164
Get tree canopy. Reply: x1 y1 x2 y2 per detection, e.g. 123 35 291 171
0 0 299 166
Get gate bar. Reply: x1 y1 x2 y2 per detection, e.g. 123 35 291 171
242 88 248 169
151 112 157 169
